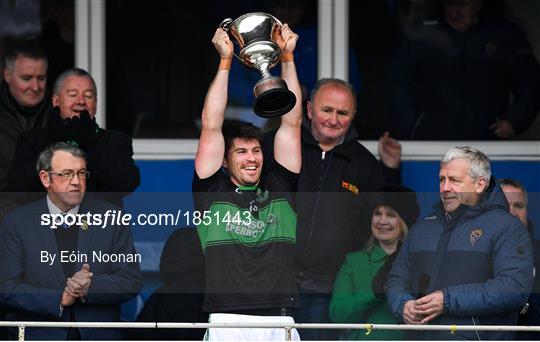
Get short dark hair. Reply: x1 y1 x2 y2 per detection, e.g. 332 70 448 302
36 142 87 174
222 120 262 157
3 39 48 70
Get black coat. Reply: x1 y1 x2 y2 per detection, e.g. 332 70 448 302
389 19 540 139
263 124 388 292
5 125 140 207
0 82 50 191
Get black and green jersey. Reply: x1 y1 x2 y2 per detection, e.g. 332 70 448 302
192 161 298 313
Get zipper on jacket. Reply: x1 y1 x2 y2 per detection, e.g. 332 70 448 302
301 151 333 264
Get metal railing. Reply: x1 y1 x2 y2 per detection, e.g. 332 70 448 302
2 321 540 341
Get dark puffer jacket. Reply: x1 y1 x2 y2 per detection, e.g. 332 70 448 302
386 180 533 340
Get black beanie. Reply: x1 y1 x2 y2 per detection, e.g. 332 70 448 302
372 184 421 229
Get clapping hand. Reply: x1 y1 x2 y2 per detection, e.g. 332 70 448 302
65 264 93 299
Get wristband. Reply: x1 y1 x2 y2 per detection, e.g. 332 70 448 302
281 51 294 63
218 57 232 70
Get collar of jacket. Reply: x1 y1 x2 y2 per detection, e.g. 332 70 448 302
434 177 509 223
366 243 390 264
1 81 49 118
301 119 359 160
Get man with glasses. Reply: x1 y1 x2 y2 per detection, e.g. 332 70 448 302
5 67 139 206
0 142 142 340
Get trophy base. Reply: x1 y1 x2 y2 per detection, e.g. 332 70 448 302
253 77 296 118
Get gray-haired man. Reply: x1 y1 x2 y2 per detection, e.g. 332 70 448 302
386 146 533 340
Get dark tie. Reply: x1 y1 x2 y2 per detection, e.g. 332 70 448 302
61 213 70 230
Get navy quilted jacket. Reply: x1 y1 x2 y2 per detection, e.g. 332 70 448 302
386 181 533 340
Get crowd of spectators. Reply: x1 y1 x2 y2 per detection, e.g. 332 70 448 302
0 0 539 340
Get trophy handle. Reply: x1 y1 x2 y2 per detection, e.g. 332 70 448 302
218 18 242 63
219 18 233 31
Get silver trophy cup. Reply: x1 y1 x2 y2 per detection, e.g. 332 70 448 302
220 12 296 118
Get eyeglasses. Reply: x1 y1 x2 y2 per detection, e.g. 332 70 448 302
48 169 90 180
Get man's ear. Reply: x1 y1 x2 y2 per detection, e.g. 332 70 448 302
52 95 59 107
476 177 487 194
3 68 11 83
306 100 313 120
222 158 228 169
39 170 51 189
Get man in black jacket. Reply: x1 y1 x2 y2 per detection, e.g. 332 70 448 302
0 40 50 192
389 0 540 139
0 37 48 342
263 78 400 340
5 67 139 206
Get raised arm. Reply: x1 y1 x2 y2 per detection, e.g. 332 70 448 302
274 24 302 173
194 28 233 179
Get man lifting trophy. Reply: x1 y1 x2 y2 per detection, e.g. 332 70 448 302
220 12 297 118
194 16 302 340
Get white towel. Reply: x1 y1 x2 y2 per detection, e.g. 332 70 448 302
205 313 301 341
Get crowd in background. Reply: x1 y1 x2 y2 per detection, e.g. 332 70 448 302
2 0 540 140
0 0 539 341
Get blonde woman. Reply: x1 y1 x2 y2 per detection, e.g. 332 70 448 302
330 185 420 340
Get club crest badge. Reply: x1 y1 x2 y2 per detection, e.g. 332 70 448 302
80 218 89 231
341 181 359 195
470 229 483 246
256 188 269 203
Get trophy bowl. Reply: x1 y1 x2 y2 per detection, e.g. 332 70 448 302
220 12 296 118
